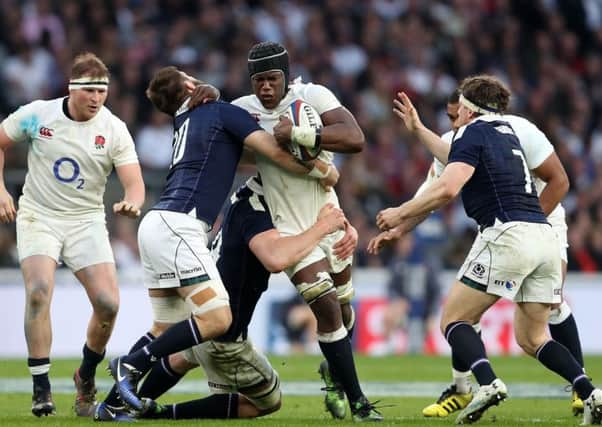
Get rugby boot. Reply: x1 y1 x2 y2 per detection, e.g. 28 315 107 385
573 389 585 416
456 378 507 424
108 357 143 411
31 385 56 417
423 384 473 417
93 402 135 422
318 360 346 419
351 396 384 422
583 388 602 425
73 368 97 416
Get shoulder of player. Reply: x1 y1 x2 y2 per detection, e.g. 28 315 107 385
97 105 132 132
291 81 330 99
231 95 256 108
20 97 62 113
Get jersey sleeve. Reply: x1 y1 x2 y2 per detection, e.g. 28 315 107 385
220 102 262 141
239 193 274 244
302 83 342 115
0 101 43 143
111 121 139 166
433 130 454 176
448 125 483 168
514 118 554 170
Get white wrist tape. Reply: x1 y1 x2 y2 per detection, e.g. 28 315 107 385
291 126 317 148
308 164 330 179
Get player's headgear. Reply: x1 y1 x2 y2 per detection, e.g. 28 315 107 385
69 52 110 91
459 75 510 115
248 41 290 92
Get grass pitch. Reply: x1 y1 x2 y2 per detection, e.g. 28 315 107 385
1 354 600 426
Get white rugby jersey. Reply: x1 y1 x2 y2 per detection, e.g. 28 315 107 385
429 114 564 224
233 80 341 235
2 98 139 220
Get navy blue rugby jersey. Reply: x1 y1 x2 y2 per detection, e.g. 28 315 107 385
211 178 273 341
153 101 261 226
448 119 547 228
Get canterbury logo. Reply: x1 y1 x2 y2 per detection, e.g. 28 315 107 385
39 127 54 138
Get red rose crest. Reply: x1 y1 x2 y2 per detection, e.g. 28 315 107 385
95 135 105 149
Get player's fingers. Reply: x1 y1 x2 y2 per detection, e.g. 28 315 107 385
400 92 412 107
6 206 15 222
367 238 379 255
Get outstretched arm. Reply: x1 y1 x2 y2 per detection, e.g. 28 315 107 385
393 92 451 164
243 130 338 187
376 162 474 231
249 203 346 273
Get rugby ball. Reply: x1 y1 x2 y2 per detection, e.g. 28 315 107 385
288 100 322 161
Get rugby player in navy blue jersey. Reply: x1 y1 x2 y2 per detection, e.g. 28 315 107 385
112 177 356 421
102 66 339 415
376 75 602 425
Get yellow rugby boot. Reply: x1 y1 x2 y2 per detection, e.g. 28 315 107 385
422 385 473 418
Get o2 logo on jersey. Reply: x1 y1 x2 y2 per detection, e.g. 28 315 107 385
53 157 85 189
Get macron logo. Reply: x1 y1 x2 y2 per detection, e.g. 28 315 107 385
39 127 54 138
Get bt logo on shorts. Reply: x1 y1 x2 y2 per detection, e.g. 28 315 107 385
39 126 54 138
494 279 517 290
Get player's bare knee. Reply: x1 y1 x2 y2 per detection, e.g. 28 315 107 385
92 293 119 321
26 280 52 312
192 306 232 339
515 330 547 356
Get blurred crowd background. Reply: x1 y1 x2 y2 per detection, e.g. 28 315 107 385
1 0 602 276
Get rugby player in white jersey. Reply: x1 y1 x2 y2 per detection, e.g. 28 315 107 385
374 75 601 425
370 86 588 417
0 52 145 417
232 41 382 422
105 66 341 414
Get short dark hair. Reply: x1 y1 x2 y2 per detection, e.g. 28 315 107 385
146 66 187 115
459 75 511 114
71 52 109 80
448 88 461 104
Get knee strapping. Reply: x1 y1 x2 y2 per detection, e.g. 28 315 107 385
317 325 348 343
241 373 281 411
185 280 230 316
336 280 354 305
296 273 335 305
150 296 190 323
548 301 572 325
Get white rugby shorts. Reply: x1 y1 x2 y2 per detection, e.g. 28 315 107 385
138 210 222 290
548 214 568 263
284 227 352 277
16 207 114 271
457 220 562 303
183 338 280 410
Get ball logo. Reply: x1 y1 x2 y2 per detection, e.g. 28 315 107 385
471 263 486 278
39 127 54 138
94 135 106 149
